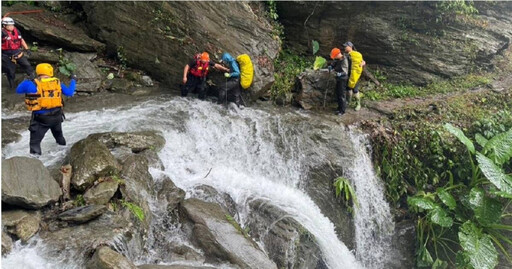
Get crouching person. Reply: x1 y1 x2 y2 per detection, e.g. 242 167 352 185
16 63 76 155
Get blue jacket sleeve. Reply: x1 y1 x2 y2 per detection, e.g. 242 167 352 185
61 79 76 97
230 62 240 78
16 80 37 94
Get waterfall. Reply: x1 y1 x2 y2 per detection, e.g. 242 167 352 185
346 130 395 269
2 97 392 269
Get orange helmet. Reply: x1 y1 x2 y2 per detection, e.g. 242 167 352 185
200 52 210 62
330 48 341 60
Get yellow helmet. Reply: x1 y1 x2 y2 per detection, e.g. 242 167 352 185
35 63 54 77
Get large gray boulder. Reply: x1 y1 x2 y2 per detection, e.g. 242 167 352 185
278 1 512 85
84 179 119 205
2 210 41 243
246 199 326 269
181 198 277 269
70 137 120 191
86 246 137 269
3 4 105 52
293 69 337 110
2 157 62 209
156 176 185 212
89 131 166 153
81 1 280 99
64 52 104 93
2 231 13 256
58 205 107 223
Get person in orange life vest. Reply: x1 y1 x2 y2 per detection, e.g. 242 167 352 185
182 52 229 100
1 17 34 89
16 63 76 155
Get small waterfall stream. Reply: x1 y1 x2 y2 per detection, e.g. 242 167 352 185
2 97 396 269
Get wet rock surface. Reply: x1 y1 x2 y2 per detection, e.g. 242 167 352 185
89 131 166 153
58 205 107 223
70 137 120 191
1 231 13 256
181 198 277 269
86 246 137 269
2 210 41 242
84 179 119 205
2 157 62 209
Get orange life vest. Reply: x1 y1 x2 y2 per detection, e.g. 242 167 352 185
189 59 210 78
25 78 63 111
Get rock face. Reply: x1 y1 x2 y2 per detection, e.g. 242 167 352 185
64 52 104 93
156 176 186 212
3 4 105 52
86 246 137 269
89 131 166 153
2 157 62 209
70 137 120 191
84 179 119 205
2 231 13 256
80 1 280 98
293 69 337 110
246 199 326 269
181 198 277 269
277 1 512 84
2 210 41 243
58 205 107 223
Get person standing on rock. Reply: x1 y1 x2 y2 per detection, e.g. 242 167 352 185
16 63 76 155
218 52 242 107
1 17 34 90
182 52 229 100
328 48 349 115
344 41 366 111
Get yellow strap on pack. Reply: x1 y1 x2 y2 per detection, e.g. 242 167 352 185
348 51 363 89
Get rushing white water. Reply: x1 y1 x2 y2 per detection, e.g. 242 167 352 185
347 130 395 269
2 97 397 269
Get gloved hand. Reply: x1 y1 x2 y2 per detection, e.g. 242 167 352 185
24 50 32 57
224 73 231 78
328 66 333 72
70 74 78 81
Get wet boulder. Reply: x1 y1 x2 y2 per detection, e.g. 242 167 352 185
58 205 107 223
86 246 137 269
89 131 166 153
2 210 41 243
190 185 238 217
69 137 120 191
84 179 119 205
181 198 277 269
4 4 105 52
64 52 104 93
156 176 186 212
2 157 62 209
294 69 337 110
2 231 13 256
246 198 326 269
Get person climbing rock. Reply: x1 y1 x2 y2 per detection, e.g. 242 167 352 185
16 63 76 155
1 17 34 89
328 48 349 115
218 52 242 107
343 41 366 111
182 52 229 100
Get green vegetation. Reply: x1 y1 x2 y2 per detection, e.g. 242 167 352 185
226 214 251 238
116 46 128 71
73 194 85 207
270 50 312 103
364 72 492 101
121 200 145 222
333 177 358 214
57 48 76 77
409 124 512 268
266 0 283 46
30 42 38 52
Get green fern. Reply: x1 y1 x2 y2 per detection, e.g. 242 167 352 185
333 177 359 213
121 200 145 222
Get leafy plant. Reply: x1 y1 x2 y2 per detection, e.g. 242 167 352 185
57 48 76 77
30 42 38 52
333 177 358 213
313 56 326 71
73 194 85 207
408 124 512 268
270 50 312 103
312 40 320 55
121 200 145 222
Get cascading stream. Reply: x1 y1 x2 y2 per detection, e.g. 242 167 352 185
2 97 392 269
346 130 395 269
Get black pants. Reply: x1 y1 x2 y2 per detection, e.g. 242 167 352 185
335 77 348 113
218 78 241 106
182 74 207 100
29 108 66 155
2 53 34 89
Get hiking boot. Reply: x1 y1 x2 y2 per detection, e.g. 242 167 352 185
335 110 344 116
354 93 361 111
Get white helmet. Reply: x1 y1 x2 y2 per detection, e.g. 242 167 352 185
2 17 15 26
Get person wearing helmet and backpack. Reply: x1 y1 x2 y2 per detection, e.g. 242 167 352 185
328 48 349 115
1 17 34 89
182 52 229 100
343 41 366 111
16 63 76 155
218 52 242 107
